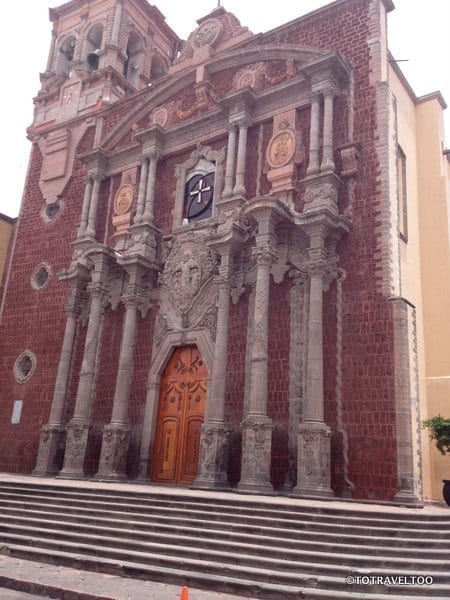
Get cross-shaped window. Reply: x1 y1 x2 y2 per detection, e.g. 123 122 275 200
183 172 214 222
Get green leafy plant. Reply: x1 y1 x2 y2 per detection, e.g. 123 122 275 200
423 415 450 455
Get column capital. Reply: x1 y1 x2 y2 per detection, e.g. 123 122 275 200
143 148 162 162
310 90 322 103
252 245 278 268
305 258 334 278
88 168 105 182
320 83 339 99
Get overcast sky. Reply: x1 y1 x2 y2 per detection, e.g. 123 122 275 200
1 0 449 218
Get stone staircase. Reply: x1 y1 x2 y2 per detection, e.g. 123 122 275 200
0 479 449 599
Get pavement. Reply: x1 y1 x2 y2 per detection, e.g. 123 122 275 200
0 555 252 600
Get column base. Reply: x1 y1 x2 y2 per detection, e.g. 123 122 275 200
291 422 334 498
58 421 90 480
32 424 66 477
95 424 131 481
394 489 423 506
237 417 274 495
192 422 231 491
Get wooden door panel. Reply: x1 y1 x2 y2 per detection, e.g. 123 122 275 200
180 418 203 483
153 418 180 481
152 345 207 484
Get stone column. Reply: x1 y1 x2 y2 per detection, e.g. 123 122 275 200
293 258 334 497
46 29 57 72
306 92 321 176
134 156 149 225
232 119 249 197
96 294 139 480
85 171 103 238
111 1 123 46
59 252 111 479
78 176 94 238
223 124 237 198
193 262 232 490
32 277 87 476
142 151 159 223
321 88 336 172
391 297 422 504
237 246 277 494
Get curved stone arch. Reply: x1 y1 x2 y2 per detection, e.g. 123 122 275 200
137 328 215 480
100 43 332 152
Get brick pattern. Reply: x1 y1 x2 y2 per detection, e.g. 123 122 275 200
0 0 400 499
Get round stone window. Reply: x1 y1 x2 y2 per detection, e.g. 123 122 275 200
31 264 51 291
41 198 63 224
13 351 37 384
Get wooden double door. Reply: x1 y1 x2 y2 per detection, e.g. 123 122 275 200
152 345 206 484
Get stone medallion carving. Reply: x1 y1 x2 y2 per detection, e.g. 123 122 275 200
233 63 266 92
304 182 338 206
267 129 296 168
194 19 222 47
159 234 217 313
114 183 134 215
152 107 168 128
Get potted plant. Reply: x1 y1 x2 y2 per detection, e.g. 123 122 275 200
422 415 450 506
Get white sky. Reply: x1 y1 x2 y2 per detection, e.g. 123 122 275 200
1 0 449 218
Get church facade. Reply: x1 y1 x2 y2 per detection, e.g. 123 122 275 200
0 0 447 502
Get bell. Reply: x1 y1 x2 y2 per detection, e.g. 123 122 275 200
87 49 100 70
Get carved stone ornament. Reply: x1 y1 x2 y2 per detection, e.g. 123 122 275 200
159 234 217 313
152 107 168 128
149 101 180 129
194 19 222 47
267 129 296 168
233 63 266 92
114 183 135 216
304 182 338 206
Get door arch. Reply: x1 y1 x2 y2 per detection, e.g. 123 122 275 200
151 345 206 484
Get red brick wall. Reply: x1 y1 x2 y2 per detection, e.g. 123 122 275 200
0 128 95 473
268 275 291 489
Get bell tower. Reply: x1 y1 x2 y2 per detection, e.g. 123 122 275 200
35 0 180 127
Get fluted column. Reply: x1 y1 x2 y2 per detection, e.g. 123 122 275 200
293 258 334 498
223 124 237 198
306 92 321 176
193 264 232 490
96 294 139 480
59 253 111 479
33 280 86 476
134 157 149 224
321 88 336 172
85 172 103 238
78 176 94 238
237 246 277 494
232 119 249 197
142 151 159 222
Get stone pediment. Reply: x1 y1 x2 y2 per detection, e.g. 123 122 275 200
101 44 331 154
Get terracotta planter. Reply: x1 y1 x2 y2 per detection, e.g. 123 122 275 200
442 480 450 506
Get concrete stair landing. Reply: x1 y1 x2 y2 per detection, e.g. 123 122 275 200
0 474 449 599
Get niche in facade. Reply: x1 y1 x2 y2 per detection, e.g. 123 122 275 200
85 23 104 71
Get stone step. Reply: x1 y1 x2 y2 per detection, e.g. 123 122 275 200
0 483 447 525
3 540 449 598
3 512 449 553
2 520 449 570
2 498 449 545
1 478 449 598
1 494 449 539
2 529 450 581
